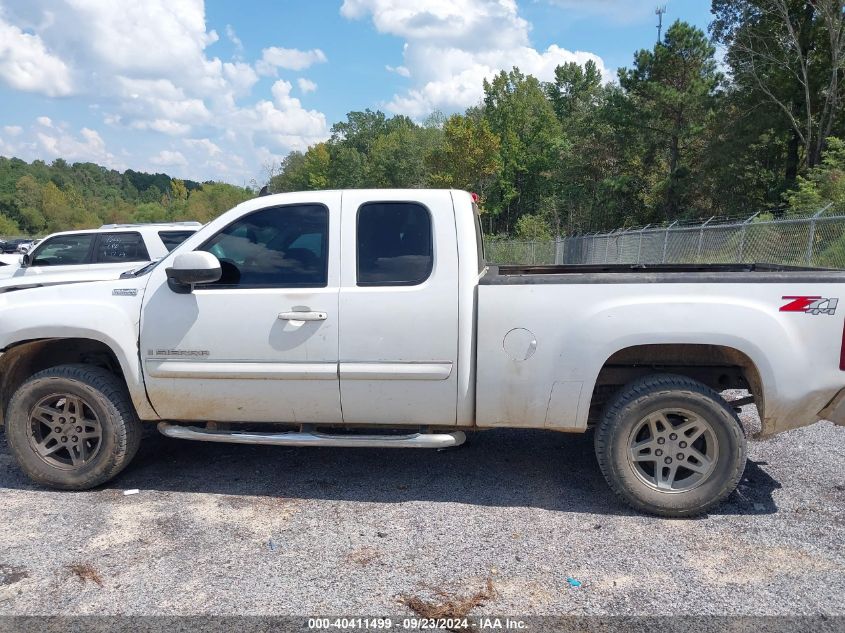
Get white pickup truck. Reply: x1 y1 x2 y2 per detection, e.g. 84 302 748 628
0 223 200 292
1 190 844 516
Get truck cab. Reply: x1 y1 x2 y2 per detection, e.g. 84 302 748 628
138 190 470 427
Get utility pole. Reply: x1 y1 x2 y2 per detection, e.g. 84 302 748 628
655 5 667 43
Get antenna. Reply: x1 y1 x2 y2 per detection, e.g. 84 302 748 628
655 5 667 43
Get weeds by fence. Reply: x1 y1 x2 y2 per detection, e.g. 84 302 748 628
486 207 845 269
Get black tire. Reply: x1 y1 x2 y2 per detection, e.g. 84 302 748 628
595 373 746 518
5 364 141 490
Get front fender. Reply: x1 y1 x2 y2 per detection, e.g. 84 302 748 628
0 281 157 420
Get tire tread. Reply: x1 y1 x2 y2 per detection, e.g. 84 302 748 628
6 364 141 490
594 373 746 518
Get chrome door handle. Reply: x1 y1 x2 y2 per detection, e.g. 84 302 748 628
278 311 327 321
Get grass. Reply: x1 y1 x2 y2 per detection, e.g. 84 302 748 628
401 577 496 620
67 563 103 587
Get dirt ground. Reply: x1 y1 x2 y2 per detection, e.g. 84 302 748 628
0 412 843 618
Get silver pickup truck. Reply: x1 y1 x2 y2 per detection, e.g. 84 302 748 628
1 189 843 516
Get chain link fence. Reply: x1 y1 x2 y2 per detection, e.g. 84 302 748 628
486 208 845 269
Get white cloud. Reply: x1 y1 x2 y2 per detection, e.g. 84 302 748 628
386 64 411 77
0 117 123 169
256 46 328 75
0 0 332 182
225 24 243 54
297 78 317 94
150 149 188 167
0 1 230 135
341 0 529 51
0 18 74 96
131 119 193 136
184 137 222 156
341 0 610 117
239 80 327 152
116 77 212 136
38 125 122 168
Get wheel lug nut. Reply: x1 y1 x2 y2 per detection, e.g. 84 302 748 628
677 453 685 460
54 427 61 433
657 437 665 445
70 417 76 423
61 437 68 443
72 436 78 442
59 417 65 424
669 433 678 440
664 457 673 464
655 449 663 456
679 441 687 448
76 426 82 433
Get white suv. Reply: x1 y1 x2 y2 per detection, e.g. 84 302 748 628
0 222 201 292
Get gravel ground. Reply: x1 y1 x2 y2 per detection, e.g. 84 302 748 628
0 396 843 618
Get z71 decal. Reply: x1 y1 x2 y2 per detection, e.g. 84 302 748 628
780 295 839 315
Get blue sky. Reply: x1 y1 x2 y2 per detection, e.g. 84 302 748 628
0 0 713 186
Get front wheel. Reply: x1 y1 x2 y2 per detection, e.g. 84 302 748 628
5 364 141 490
595 374 746 517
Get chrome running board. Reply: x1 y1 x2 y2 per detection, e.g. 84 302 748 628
157 422 466 449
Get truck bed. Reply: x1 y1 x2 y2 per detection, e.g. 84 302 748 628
481 263 845 284
476 261 845 436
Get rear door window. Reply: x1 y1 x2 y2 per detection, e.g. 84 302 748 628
94 232 150 263
356 202 433 286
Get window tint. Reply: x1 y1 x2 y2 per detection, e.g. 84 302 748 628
158 230 196 252
94 232 149 263
357 202 433 286
200 204 328 288
31 234 94 266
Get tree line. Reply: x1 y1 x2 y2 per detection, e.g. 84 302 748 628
271 2 845 238
3 2 845 240
0 157 253 236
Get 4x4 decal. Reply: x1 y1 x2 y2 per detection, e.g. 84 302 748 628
780 295 838 315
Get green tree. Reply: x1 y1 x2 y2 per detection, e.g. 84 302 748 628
269 151 309 193
303 143 331 189
785 136 845 213
515 214 553 240
546 59 603 122
618 21 721 220
186 183 252 222
327 145 365 188
41 182 72 232
365 120 439 188
170 178 188 203
426 114 501 197
132 202 169 223
712 0 845 175
330 109 391 155
140 185 161 204
0 213 20 235
482 67 563 233
14 174 42 210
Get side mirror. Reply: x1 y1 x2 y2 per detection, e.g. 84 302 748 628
165 251 221 293
21 253 31 268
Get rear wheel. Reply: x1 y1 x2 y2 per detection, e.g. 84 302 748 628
595 373 746 517
6 364 141 490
